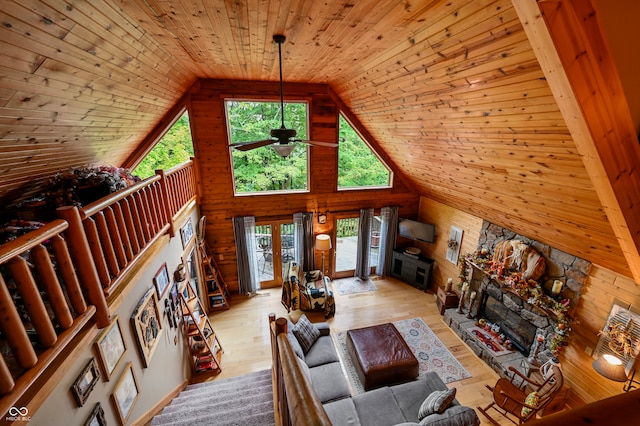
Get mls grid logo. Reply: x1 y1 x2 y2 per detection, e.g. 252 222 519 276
6 406 30 422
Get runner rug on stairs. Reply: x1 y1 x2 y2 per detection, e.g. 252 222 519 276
151 369 274 426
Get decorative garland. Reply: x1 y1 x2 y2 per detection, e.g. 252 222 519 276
458 249 574 357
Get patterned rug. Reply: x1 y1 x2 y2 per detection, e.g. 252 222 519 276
332 277 377 295
333 318 471 394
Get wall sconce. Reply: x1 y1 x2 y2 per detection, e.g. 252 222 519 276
318 213 327 224
315 234 332 277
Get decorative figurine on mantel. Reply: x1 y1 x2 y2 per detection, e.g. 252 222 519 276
457 282 469 314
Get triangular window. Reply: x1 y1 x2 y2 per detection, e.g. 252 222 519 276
338 114 391 189
134 111 194 179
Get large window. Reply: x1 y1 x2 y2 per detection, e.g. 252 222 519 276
226 100 309 194
134 112 194 179
338 114 391 189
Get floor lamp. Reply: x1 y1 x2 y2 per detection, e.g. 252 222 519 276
315 234 332 278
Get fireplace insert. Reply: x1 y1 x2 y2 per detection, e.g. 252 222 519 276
480 294 538 355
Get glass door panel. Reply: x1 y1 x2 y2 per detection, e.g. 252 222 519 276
281 223 295 278
335 216 358 278
256 224 273 283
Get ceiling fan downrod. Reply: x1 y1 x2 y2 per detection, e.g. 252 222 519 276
274 34 287 130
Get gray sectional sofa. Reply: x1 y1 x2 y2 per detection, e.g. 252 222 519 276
285 318 480 426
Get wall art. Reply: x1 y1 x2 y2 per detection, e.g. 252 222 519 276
153 262 170 299
94 315 127 381
181 217 194 248
130 287 163 367
83 402 106 426
72 358 101 407
111 362 139 426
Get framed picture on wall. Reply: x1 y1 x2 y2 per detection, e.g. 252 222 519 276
111 362 140 426
71 358 101 407
83 402 106 426
153 262 170 299
181 217 194 248
94 315 127 381
130 287 163 367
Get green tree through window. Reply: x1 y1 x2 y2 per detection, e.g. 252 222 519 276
226 100 308 193
338 114 391 189
134 112 194 179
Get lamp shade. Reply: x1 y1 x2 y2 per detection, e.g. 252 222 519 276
592 354 628 382
315 234 332 251
272 143 295 157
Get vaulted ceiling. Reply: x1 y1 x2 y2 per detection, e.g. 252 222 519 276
2 0 640 281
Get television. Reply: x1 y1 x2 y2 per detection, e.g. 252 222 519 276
398 218 436 243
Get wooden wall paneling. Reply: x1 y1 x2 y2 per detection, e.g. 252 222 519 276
416 197 484 291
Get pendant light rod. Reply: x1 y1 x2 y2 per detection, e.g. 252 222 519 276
273 34 286 129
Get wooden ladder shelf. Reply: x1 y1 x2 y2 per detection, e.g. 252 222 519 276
179 281 223 376
199 239 231 312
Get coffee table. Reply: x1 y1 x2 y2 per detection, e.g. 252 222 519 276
346 323 419 390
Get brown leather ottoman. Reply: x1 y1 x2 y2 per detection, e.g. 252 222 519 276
346 323 419 390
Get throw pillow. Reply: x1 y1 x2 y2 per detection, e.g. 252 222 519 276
521 391 539 418
292 314 321 353
418 388 457 420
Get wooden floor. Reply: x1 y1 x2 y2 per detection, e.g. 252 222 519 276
206 276 511 425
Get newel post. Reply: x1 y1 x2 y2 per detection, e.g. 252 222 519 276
57 206 111 328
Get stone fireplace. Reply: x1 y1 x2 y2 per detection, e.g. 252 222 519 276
444 221 591 378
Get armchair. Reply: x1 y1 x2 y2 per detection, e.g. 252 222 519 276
281 262 335 318
477 363 563 425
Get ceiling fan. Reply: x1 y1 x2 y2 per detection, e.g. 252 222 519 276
229 34 338 157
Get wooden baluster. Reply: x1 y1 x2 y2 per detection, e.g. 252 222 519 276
132 192 150 244
122 197 141 255
0 353 14 394
83 217 111 287
95 211 119 277
141 187 157 235
0 274 37 370
104 207 126 268
8 257 57 347
150 184 164 233
30 244 74 329
50 235 87 315
57 206 110 328
113 202 133 262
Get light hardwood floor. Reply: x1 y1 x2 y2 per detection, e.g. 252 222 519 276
207 276 506 425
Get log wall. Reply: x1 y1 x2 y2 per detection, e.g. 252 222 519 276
188 80 420 292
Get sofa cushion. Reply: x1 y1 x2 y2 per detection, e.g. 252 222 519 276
353 387 407 425
323 396 362 426
309 362 351 403
293 314 320 353
286 320 305 360
418 388 456 419
304 335 340 367
418 405 480 426
390 372 453 422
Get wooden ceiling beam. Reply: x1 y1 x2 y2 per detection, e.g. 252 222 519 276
512 0 640 282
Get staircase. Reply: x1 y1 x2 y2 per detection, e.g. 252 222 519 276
151 369 274 426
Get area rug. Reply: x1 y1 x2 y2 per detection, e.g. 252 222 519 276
467 326 514 356
334 318 471 394
332 276 377 295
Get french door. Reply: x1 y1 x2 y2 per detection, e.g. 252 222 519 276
255 220 295 288
333 214 381 279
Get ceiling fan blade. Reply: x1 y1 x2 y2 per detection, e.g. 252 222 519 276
295 140 339 148
229 139 275 151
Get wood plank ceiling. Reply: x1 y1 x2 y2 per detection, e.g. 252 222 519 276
0 0 637 278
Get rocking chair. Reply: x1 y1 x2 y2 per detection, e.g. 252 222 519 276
477 363 563 425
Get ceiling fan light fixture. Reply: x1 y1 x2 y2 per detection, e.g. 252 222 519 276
272 144 296 157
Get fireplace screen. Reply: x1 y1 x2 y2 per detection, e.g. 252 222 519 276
481 294 538 355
